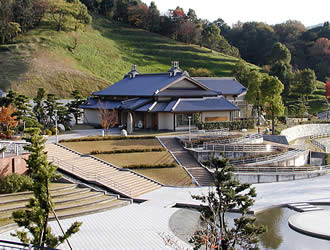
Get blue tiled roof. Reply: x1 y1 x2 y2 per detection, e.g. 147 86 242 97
157 89 217 97
174 97 239 112
80 98 121 109
120 98 151 110
193 77 247 95
93 73 185 97
135 102 153 112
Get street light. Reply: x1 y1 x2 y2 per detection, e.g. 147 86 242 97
54 110 58 144
188 116 192 142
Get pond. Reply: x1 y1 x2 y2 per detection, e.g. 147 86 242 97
170 206 330 249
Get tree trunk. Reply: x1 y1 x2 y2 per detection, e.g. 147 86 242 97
272 106 275 135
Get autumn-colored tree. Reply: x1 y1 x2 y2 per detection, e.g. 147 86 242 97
127 2 148 29
310 37 330 57
98 105 118 134
0 105 18 132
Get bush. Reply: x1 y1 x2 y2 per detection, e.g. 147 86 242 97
197 119 255 130
44 129 52 136
0 174 33 194
123 163 177 169
90 148 165 155
50 127 57 135
60 135 155 142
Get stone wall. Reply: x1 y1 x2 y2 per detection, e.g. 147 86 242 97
0 154 29 177
281 124 330 143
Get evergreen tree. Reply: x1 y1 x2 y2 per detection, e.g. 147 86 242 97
190 157 265 249
12 128 81 247
261 76 285 134
66 90 84 125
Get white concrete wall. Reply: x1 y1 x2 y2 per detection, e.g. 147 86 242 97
158 113 174 130
281 124 330 143
84 109 101 125
201 111 230 122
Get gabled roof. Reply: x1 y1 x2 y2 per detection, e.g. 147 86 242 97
92 72 212 97
193 77 247 95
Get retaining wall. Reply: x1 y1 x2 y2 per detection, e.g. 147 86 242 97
281 124 330 143
234 170 327 184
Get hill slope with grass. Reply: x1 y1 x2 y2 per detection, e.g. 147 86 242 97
0 15 247 98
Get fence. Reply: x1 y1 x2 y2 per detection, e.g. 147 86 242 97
310 134 330 152
0 239 58 250
203 143 282 152
0 141 29 159
49 156 133 198
233 165 323 173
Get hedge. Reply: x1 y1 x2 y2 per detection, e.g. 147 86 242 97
90 148 165 154
122 163 177 169
0 174 33 194
60 135 155 142
197 119 255 130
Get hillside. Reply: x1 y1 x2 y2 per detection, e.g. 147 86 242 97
0 15 244 98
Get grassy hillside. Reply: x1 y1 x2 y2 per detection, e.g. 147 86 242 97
0 15 245 98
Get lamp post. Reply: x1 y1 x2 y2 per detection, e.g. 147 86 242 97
188 116 192 142
54 110 58 144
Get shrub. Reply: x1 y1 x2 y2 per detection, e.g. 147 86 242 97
50 127 57 135
123 163 177 169
60 135 155 142
197 119 255 130
90 148 165 155
44 129 52 136
0 174 33 194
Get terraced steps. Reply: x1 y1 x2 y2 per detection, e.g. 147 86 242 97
287 202 324 212
45 144 162 198
0 183 131 228
159 137 214 186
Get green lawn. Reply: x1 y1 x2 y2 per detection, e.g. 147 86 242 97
0 14 247 98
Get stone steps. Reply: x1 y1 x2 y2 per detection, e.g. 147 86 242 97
159 137 214 186
287 202 324 212
45 144 162 198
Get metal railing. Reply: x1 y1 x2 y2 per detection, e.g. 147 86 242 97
0 239 58 250
0 141 29 158
228 148 304 166
233 165 323 173
49 156 133 198
203 143 283 152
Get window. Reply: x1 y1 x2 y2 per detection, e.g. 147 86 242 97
176 113 196 127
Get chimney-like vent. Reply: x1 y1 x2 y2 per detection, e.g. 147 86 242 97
168 61 182 77
124 64 140 79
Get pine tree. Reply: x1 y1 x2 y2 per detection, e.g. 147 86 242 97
11 128 82 248
190 157 265 249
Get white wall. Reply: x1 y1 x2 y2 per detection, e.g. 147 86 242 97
201 111 230 122
281 124 330 142
158 113 174 130
84 109 101 125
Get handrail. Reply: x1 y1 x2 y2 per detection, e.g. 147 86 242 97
233 165 324 173
0 239 58 250
49 156 133 198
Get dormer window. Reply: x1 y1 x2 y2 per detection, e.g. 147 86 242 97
168 61 182 77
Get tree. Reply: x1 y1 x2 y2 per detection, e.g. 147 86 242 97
66 90 84 125
33 88 47 125
98 104 118 135
291 69 317 116
269 42 291 65
44 94 60 128
147 1 160 32
261 76 285 134
269 61 293 98
11 128 81 248
201 24 221 51
49 0 92 31
0 0 21 44
178 20 198 44
190 157 265 249
0 105 18 134
232 60 251 87
127 2 148 29
245 71 264 126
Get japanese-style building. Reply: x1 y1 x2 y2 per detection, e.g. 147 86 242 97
81 62 250 131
